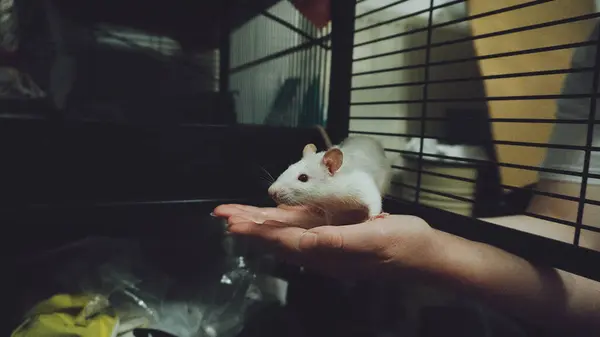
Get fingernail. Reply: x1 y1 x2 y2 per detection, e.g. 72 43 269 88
297 232 317 251
209 212 217 217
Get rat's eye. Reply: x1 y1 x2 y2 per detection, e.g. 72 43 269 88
297 174 309 182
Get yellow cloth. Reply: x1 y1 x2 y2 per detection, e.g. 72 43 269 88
11 294 119 337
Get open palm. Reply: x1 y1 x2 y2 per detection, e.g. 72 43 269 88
213 204 436 280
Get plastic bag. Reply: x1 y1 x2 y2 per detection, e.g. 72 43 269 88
0 66 46 98
11 293 121 337
14 217 266 337
0 0 19 53
144 256 263 337
0 0 46 99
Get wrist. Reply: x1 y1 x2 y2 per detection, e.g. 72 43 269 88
417 229 488 293
383 226 482 289
406 229 600 335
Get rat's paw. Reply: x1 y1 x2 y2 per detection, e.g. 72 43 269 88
367 212 389 222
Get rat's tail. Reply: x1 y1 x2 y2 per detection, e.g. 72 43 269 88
315 125 333 150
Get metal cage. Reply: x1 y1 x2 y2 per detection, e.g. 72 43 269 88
336 0 600 283
3 0 600 334
220 0 600 282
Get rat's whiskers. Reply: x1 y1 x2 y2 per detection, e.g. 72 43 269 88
257 165 275 183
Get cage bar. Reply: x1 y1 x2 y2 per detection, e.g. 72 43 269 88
574 33 600 246
353 41 597 77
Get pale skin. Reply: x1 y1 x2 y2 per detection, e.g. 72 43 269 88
213 179 600 336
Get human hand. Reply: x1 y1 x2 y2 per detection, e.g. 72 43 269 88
213 204 438 280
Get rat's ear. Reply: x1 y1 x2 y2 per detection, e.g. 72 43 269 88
303 143 317 157
322 148 343 175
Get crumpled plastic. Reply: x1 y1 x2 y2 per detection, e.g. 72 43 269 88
12 217 267 337
11 294 119 337
0 67 46 98
0 0 19 53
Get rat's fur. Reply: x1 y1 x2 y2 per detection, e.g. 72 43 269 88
268 136 392 220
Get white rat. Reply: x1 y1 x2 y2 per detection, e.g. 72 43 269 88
268 135 392 222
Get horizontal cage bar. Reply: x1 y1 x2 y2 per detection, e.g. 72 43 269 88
384 197 600 282
392 180 475 203
354 13 600 63
230 34 331 74
351 67 594 91
356 0 413 20
383 148 600 179
349 117 598 124
1 198 267 217
260 10 330 50
350 93 600 105
354 0 552 48
349 130 600 152
392 175 600 234
392 165 600 206
354 0 465 34
353 41 596 77
521 211 600 234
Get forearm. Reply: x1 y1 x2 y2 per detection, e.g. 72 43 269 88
426 229 600 336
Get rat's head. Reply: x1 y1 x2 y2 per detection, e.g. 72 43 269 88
268 143 344 205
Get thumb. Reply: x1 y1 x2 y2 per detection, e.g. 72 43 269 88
297 226 345 252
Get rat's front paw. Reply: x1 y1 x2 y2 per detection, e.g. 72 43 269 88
367 212 389 222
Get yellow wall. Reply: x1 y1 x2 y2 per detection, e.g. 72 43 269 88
468 0 596 188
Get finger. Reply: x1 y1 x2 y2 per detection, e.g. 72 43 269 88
227 216 344 253
226 217 387 278
277 205 307 211
260 207 325 228
226 216 311 264
226 214 290 230
214 204 284 224
214 204 300 222
227 215 307 250
226 211 397 253
213 204 262 218
218 204 325 228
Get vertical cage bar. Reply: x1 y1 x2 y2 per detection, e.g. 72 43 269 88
414 0 435 204
326 0 356 144
219 0 231 94
304 24 313 125
307 26 315 126
294 22 301 124
574 30 600 246
301 18 310 127
310 24 318 126
306 25 314 127
319 28 328 126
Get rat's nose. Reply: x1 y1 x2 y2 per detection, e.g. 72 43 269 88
268 186 279 201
